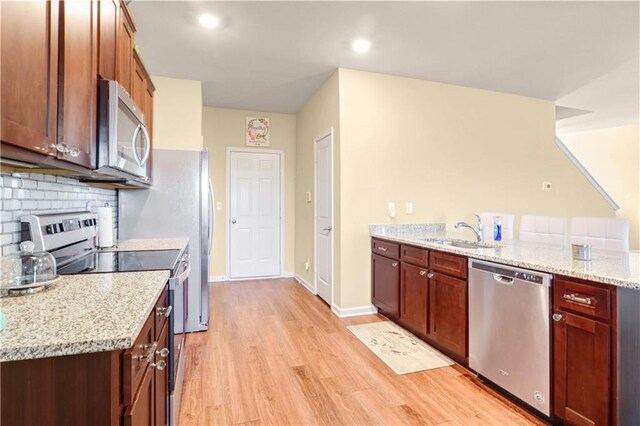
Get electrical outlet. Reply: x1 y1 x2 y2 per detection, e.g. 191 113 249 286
542 182 552 191
304 259 310 271
406 202 414 214
216 201 223 210
305 192 312 203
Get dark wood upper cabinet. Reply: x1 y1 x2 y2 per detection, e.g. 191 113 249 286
57 0 98 169
400 262 428 335
0 0 59 157
371 253 400 316
116 1 135 93
427 272 467 360
98 0 118 80
132 52 147 110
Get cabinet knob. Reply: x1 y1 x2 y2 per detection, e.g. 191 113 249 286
155 347 170 358
419 270 427 276
427 273 434 279
151 360 167 370
156 305 172 318
391 262 398 267
552 313 564 322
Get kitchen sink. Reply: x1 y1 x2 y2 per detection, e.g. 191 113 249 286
422 238 499 250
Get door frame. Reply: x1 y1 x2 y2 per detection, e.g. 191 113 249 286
313 128 334 306
225 147 285 280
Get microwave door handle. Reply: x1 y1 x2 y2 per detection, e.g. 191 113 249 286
139 124 151 166
131 124 143 166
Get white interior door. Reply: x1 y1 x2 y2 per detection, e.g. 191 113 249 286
229 151 281 279
315 132 333 304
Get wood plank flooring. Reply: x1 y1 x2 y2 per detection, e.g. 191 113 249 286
179 279 546 425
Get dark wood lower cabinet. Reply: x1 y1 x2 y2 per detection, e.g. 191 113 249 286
553 310 611 425
427 272 467 360
371 253 400 316
400 262 428 335
125 362 155 426
155 323 170 426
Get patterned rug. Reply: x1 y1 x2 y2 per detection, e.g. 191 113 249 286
347 321 454 375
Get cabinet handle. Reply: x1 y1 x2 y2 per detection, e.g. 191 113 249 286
552 313 564 322
378 247 388 252
151 360 167 370
419 270 427 276
156 305 173 318
391 262 398 267
427 273 434 279
155 347 170 358
134 341 158 363
49 143 80 157
563 293 592 306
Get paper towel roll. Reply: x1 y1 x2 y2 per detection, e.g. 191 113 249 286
96 206 114 248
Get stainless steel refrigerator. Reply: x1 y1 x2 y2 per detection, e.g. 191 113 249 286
118 149 212 333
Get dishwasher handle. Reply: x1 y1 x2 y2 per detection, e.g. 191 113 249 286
493 274 515 285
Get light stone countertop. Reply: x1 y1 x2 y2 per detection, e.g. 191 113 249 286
0 270 170 362
370 224 640 290
101 238 189 252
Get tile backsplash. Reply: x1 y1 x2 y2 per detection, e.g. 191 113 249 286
0 171 118 256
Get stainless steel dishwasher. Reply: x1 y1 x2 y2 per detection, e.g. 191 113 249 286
469 259 552 416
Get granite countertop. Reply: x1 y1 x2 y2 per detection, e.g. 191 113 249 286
370 224 640 290
0 270 170 362
101 238 189 252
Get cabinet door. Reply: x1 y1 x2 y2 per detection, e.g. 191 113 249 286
371 253 400 316
58 0 98 169
155 323 169 426
131 54 146 110
0 0 59 156
97 0 118 80
427 272 467 359
124 365 154 426
116 3 134 93
553 311 611 425
400 262 428 334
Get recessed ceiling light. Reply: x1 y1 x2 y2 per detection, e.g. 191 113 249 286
352 39 371 53
198 14 220 29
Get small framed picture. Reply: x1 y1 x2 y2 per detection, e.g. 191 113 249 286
246 117 270 147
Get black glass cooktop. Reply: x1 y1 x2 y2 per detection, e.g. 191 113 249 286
58 250 181 275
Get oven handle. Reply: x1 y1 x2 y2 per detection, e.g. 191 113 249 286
131 124 143 166
175 255 191 284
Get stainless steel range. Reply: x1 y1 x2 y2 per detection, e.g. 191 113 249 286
21 211 189 425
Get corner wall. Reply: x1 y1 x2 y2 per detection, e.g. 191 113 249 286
294 71 341 301
202 107 297 279
152 76 203 150
560 125 640 249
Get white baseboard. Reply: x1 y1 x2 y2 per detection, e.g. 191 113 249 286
331 304 378 318
294 273 315 294
208 275 227 283
210 272 298 283
282 271 294 278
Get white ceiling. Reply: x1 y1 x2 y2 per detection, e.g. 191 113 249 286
130 1 639 133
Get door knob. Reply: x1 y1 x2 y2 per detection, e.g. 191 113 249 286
231 220 237 224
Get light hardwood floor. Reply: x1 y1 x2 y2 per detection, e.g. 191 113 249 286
179 278 546 425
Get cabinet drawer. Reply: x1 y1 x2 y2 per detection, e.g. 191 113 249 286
371 239 400 259
555 277 612 321
429 251 468 279
401 245 428 267
124 310 155 405
154 286 170 340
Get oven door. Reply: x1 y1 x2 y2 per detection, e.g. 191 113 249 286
113 87 150 178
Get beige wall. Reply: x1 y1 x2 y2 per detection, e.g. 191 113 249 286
294 71 342 300
560 125 640 249
152 76 203 150
202 107 297 278
336 69 615 308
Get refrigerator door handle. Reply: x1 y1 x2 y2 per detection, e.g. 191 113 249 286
208 178 214 256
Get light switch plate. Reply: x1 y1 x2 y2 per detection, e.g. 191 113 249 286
305 192 312 202
388 202 396 218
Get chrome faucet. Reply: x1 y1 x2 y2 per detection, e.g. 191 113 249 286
454 213 483 242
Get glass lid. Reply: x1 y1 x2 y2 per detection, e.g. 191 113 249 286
1 241 59 289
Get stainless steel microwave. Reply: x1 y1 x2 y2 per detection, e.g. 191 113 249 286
93 80 151 185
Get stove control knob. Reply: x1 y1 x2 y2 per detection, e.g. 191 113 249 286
46 225 54 234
